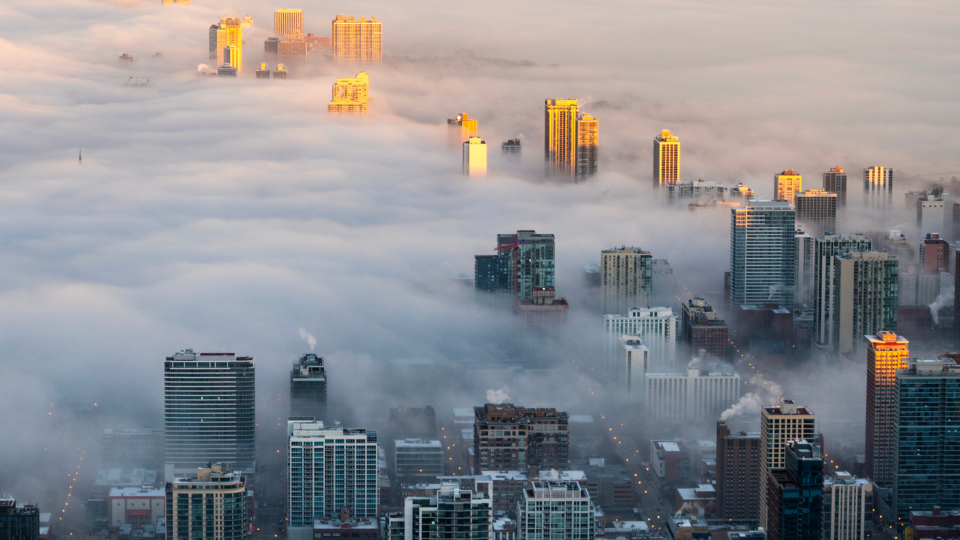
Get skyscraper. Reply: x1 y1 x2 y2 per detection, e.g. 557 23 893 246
765 440 823 540
759 399 816 531
864 332 909 486
604 307 678 370
463 137 487 176
274 9 303 36
223 45 241 71
917 194 947 238
920 232 949 273
328 71 369 115
331 15 382 63
823 166 847 206
473 404 569 472
600 246 653 315
794 189 837 238
716 421 761 521
165 464 249 540
893 358 960 518
474 254 510 293
575 113 598 180
620 335 650 398
544 99 578 175
214 17 241 69
653 130 680 186
163 350 255 480
864 166 893 205
729 201 797 314
502 139 522 158
290 353 327 422
448 113 478 147
832 252 899 354
774 170 802 204
208 25 219 60
813 234 873 351
643 363 740 423
822 472 872 540
795 227 814 307
287 418 379 537
387 477 493 540
504 230 555 300
516 480 595 540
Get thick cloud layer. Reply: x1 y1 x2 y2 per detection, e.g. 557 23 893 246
1 0 959 506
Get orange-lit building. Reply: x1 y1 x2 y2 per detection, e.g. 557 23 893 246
328 71 369 115
214 17 242 70
545 99 579 175
332 15 382 63
447 113 477 148
864 331 909 486
653 130 680 186
576 113 599 180
274 9 302 36
774 169 802 204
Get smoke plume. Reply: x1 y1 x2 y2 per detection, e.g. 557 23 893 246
298 327 317 351
486 386 510 404
719 374 784 420
929 284 954 324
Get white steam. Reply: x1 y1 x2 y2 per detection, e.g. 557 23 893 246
719 374 784 421
298 327 317 351
486 386 510 404
197 63 210 72
929 284 954 325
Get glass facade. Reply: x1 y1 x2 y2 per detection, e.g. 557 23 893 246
729 201 796 312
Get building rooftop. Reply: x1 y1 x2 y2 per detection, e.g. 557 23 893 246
763 398 813 416
483 470 528 481
108 488 165 498
395 438 441 449
654 440 680 452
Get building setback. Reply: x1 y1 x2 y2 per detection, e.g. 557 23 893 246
473 404 569 472
716 421 761 521
759 400 817 532
864 332 909 486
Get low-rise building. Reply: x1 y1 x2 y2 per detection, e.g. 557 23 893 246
108 488 165 527
395 439 444 478
313 507 378 540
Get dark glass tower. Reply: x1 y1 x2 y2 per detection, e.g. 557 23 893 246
290 353 327 422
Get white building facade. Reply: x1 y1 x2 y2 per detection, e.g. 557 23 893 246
604 307 677 371
643 365 740 424
517 481 595 540
822 472 872 540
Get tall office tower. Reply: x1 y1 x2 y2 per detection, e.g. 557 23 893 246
864 166 893 205
165 464 249 540
681 297 728 359
274 9 303 35
920 233 949 273
214 17 242 69
643 363 740 423
620 335 650 398
795 189 837 238
765 440 823 540
822 472 873 540
463 137 487 176
328 71 369 115
516 480 595 540
813 235 873 351
474 254 510 293
832 252 899 355
774 170 803 204
544 99 579 175
208 25 219 59
603 307 678 370
163 350 255 480
394 439 444 479
502 139 521 158
575 113 599 180
601 246 653 315
893 358 960 518
501 230 556 300
0 498 39 540
864 332 909 486
387 477 493 540
729 201 797 316
823 167 848 206
758 399 817 531
448 113 478 147
473 404 569 472
795 227 814 307
223 45 241 71
331 15 382 63
287 418 379 537
290 353 327 421
716 421 761 521
917 195 947 238
653 130 680 186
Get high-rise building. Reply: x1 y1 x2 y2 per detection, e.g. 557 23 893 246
217 65 238 77
716 421 761 521
0 498 39 540
601 246 653 315
832 252 899 354
502 139 522 158
278 33 308 58
729 201 797 315
796 227 814 307
394 439 444 479
653 130 680 186
864 166 893 205
287 418 379 537
274 9 303 36
758 399 817 531
264 37 279 57
331 15 382 63
255 63 271 78
516 480 595 540
164 464 249 540
223 45 241 71
575 113 599 180
544 99 578 175
463 137 487 176
864 332 909 486
774 170 803 204
681 297 728 359
732 183 755 199
448 113 478 147
604 307 678 370
328 71 369 115
387 477 493 540
795 189 837 238
765 440 823 540
503 230 555 300
474 254 510 293
290 353 327 422
473 404 569 472
214 17 241 69
619 335 650 398
917 195 947 239
893 358 960 518
208 25 219 60
163 350 255 480
823 167 847 206
651 259 677 308
813 234 873 351
822 472 873 540
643 363 740 423
920 233 949 274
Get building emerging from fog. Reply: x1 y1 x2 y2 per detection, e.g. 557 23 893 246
544 99 598 179
864 332 909 486
475 230 556 300
463 136 487 176
601 246 652 315
773 170 802 204
328 71 369 115
604 307 677 371
681 297 728 359
387 477 493 540
642 362 740 423
163 350 255 480
448 113 478 148
287 418 380 537
575 113 598 180
823 166 847 206
653 130 680 186
211 17 242 69
290 353 327 422
831 252 899 355
758 399 816 532
864 166 893 206
331 15 382 63
812 234 872 355
102 428 164 470
274 9 303 35
165 464 249 540
795 189 837 238
473 404 569 472
619 335 650 398
729 201 796 319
